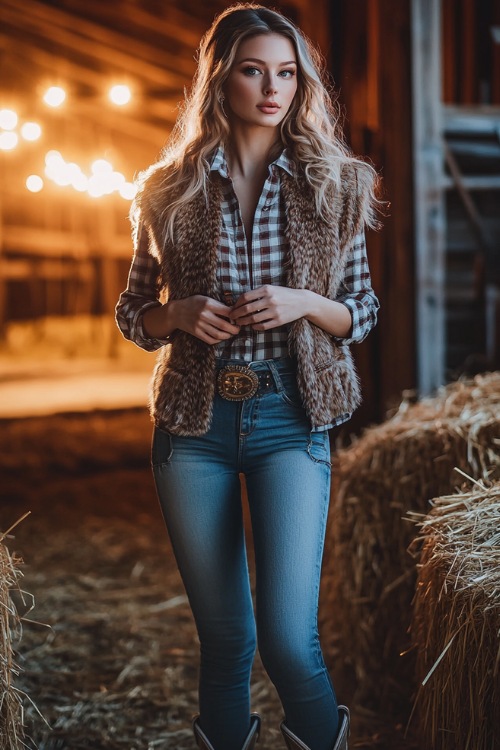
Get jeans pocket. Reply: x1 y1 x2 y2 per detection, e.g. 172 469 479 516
151 426 173 467
278 372 304 409
307 431 331 466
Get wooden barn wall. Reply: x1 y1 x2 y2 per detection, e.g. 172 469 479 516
329 0 416 428
442 0 500 105
0 0 412 428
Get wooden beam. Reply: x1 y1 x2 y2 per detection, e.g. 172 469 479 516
443 104 500 131
1 0 193 90
461 0 476 104
442 0 456 103
2 224 132 259
1 40 174 145
493 3 500 103
412 0 446 393
57 0 204 51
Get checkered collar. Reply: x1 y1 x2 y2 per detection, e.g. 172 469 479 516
208 143 295 179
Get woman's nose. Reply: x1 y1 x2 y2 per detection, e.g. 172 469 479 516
263 77 278 95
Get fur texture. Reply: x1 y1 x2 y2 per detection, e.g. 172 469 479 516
137 162 372 436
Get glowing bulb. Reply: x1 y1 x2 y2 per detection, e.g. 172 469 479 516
45 151 65 181
21 122 42 141
111 171 126 188
45 150 63 166
26 175 44 192
91 158 113 175
53 167 72 187
87 174 105 197
109 85 131 105
119 182 137 200
0 109 18 130
66 162 83 181
0 131 18 150
72 174 89 192
43 86 66 107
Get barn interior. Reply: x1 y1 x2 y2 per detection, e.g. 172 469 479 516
1 1 499 749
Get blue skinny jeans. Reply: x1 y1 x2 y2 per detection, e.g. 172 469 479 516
152 358 339 750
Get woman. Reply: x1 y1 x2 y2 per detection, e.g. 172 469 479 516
116 5 380 750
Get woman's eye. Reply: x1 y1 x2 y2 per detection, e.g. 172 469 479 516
279 70 295 78
243 66 261 76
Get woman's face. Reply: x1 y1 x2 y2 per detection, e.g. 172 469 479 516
224 33 298 130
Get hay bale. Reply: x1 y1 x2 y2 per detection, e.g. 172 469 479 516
0 520 29 750
320 372 500 715
409 482 500 750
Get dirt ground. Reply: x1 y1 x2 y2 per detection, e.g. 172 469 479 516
1 408 419 750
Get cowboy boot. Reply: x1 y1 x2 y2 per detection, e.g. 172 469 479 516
193 713 261 750
280 706 350 750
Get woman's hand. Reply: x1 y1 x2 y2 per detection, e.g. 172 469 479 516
229 285 310 330
143 295 240 344
170 295 241 344
229 285 353 338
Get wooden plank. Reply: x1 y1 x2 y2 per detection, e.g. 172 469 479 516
290 0 330 60
493 3 500 103
442 0 456 103
47 0 205 53
328 0 417 426
3 226 89 256
443 104 500 128
0 257 94 281
412 0 446 393
366 0 380 131
443 175 500 190
1 0 196 86
461 0 477 103
376 0 417 401
2 225 132 259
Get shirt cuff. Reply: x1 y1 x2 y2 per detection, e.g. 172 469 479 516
332 299 364 346
133 302 173 350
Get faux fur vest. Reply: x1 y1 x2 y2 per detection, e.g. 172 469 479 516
138 161 372 436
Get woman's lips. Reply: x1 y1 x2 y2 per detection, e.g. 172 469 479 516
257 104 280 114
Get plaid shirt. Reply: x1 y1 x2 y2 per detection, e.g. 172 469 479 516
116 146 379 360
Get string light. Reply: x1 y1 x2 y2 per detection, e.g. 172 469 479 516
26 175 44 192
91 158 113 175
43 86 66 107
0 131 18 150
119 182 137 200
21 122 42 141
109 85 132 106
9 84 140 199
0 109 18 130
43 150 135 199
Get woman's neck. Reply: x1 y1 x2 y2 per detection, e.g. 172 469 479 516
225 125 282 179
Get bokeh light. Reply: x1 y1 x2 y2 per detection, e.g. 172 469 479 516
43 151 136 199
0 109 18 130
26 175 44 192
91 158 113 175
43 86 66 107
109 85 132 105
21 122 42 141
0 131 19 150
119 182 137 200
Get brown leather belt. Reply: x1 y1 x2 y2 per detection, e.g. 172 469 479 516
216 364 259 401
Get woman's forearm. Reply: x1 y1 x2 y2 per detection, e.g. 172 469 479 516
302 290 353 338
142 300 177 338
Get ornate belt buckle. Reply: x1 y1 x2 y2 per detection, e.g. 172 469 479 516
217 364 259 401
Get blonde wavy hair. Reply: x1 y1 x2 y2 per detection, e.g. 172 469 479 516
135 3 380 240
